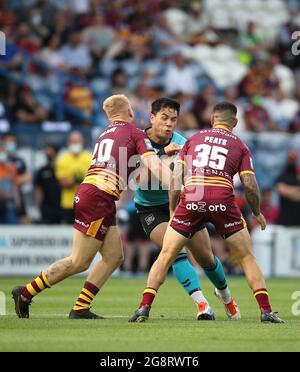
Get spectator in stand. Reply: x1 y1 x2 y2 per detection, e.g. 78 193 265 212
164 50 198 96
276 150 300 226
59 32 92 72
171 91 198 131
239 57 279 98
14 22 41 55
39 34 65 70
35 144 61 224
150 13 185 57
244 95 279 132
13 86 48 125
55 131 91 224
252 189 279 229
193 84 216 130
0 142 19 224
239 21 270 64
28 7 50 43
110 68 129 96
224 86 247 136
3 133 32 224
65 68 94 122
48 10 72 45
83 14 116 68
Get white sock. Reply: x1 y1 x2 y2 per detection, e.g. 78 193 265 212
216 287 232 304
191 290 208 306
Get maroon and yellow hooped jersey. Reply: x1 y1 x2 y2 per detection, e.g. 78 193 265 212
83 121 155 199
177 126 255 199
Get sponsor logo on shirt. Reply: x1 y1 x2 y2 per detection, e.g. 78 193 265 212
186 202 226 212
74 195 80 203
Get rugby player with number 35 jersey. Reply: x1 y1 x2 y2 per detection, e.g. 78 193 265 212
12 95 169 319
134 102 284 324
130 98 240 322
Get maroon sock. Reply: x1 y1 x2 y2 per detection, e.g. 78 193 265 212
139 288 157 308
254 288 272 312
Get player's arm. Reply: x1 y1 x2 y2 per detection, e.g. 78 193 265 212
276 182 300 201
169 160 184 216
141 153 171 189
240 172 266 230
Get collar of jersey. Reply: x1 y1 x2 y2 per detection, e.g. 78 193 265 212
214 124 232 132
144 126 172 149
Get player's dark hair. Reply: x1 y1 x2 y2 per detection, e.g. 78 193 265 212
213 102 237 116
151 97 180 116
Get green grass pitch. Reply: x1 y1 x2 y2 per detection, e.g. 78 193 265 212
0 276 299 352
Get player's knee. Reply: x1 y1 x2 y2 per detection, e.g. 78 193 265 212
103 251 124 268
71 258 91 273
113 252 124 267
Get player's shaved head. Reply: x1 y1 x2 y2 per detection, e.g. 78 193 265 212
212 102 238 128
103 94 134 122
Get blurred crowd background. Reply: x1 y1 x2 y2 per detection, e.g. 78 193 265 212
0 0 300 274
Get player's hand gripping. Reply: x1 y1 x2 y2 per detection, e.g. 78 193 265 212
253 212 267 231
164 143 182 156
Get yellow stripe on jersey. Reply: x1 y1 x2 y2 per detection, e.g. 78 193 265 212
86 218 104 238
141 151 156 159
87 168 126 189
185 177 233 189
240 170 255 177
177 159 186 165
83 175 120 199
186 176 233 188
185 182 233 189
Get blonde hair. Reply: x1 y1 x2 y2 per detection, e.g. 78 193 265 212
102 94 131 119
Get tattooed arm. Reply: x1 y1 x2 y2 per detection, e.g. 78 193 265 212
240 173 266 230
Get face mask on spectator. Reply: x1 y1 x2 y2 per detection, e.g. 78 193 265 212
69 143 83 154
0 152 8 163
32 15 42 25
5 142 17 154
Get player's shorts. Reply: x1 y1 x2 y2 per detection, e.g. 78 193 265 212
73 183 116 241
136 202 206 238
170 194 246 239
135 203 170 237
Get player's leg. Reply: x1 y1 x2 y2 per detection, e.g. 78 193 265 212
226 228 284 323
187 228 240 320
129 225 188 322
12 229 102 318
150 222 205 311
70 226 123 319
137 241 153 273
